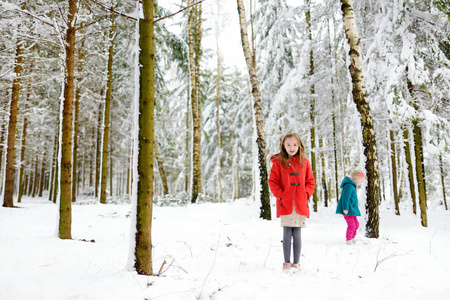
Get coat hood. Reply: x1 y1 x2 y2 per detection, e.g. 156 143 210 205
340 176 356 189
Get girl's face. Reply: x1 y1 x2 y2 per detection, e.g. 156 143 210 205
284 137 299 158
354 176 365 186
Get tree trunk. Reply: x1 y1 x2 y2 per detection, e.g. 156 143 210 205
32 153 39 197
215 40 223 203
39 154 46 197
340 0 381 238
185 90 190 193
49 129 59 203
319 137 328 207
3 30 23 208
58 0 78 240
390 124 400 215
83 118 88 190
237 0 271 220
188 1 202 203
195 3 203 194
413 119 427 226
100 12 115 204
134 0 154 276
406 66 427 227
402 127 417 214
440 153 448 210
18 86 30 203
306 0 319 211
95 102 103 198
154 142 168 195
72 37 84 203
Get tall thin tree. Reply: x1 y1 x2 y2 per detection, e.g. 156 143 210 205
58 0 78 239
340 0 381 238
237 0 271 220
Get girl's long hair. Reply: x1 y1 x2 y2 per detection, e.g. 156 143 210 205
275 133 305 169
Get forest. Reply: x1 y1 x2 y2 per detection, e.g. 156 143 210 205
1 0 449 277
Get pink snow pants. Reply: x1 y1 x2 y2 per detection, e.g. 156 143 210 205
343 215 359 241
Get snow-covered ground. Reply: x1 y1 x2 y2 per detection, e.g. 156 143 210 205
1 196 449 299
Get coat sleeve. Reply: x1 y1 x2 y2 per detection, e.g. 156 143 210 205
268 160 283 199
304 159 316 199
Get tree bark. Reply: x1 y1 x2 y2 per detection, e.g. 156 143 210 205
32 153 39 197
38 154 46 197
3 29 23 208
340 0 381 238
134 0 155 276
306 0 319 211
154 142 168 195
237 0 271 220
390 124 400 215
72 34 84 203
188 1 202 203
18 86 30 203
319 137 328 207
95 102 103 198
402 127 417 214
406 66 427 226
215 40 223 203
59 0 78 239
100 12 115 204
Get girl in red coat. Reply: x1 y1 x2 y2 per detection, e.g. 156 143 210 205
268 133 316 271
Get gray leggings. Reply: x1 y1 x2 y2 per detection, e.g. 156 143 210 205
283 227 302 264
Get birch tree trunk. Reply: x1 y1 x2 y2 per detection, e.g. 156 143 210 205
59 0 78 239
100 12 115 204
340 0 381 238
134 0 155 275
237 0 271 220
188 1 202 203
3 28 23 208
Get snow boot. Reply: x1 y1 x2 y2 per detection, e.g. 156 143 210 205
292 263 301 270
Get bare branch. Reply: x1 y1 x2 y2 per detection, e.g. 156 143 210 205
153 0 205 23
86 0 137 21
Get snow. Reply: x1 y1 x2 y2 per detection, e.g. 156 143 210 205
1 196 449 300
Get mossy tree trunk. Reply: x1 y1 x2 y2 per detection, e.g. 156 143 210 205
59 0 78 239
237 0 271 220
100 12 115 204
134 0 155 276
340 0 381 238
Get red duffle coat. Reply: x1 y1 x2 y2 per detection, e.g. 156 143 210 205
268 154 316 218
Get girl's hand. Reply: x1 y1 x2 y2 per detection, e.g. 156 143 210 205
343 210 348 214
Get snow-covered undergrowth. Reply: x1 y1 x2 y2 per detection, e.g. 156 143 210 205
1 196 449 299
